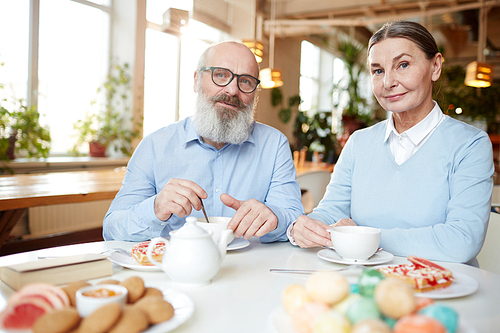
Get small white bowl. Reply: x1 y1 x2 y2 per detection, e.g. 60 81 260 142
328 226 381 262
76 284 128 317
196 216 235 245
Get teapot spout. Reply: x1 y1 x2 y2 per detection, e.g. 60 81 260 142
217 229 232 262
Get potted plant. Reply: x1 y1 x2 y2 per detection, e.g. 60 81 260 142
331 38 380 146
1 98 51 169
71 62 140 157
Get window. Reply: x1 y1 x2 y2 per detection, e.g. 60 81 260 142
0 0 29 109
143 3 229 136
299 40 338 131
1 0 110 155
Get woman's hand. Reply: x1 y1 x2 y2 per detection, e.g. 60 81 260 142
291 215 333 248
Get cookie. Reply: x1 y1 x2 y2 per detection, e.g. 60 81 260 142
108 305 149 333
78 302 122 333
119 276 145 303
97 279 120 285
32 307 80 333
62 281 91 306
134 296 175 324
141 287 163 299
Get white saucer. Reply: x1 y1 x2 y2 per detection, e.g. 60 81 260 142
228 237 250 250
317 248 394 265
108 251 162 272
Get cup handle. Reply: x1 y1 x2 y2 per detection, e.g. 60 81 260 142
146 237 168 267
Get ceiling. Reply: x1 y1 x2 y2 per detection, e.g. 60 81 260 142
257 0 500 73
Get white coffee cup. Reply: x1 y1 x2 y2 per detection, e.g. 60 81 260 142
328 226 381 261
196 217 235 245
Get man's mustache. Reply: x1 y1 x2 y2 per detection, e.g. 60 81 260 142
211 94 244 108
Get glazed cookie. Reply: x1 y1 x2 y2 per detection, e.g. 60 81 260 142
108 305 149 333
119 276 145 303
134 296 175 324
32 307 80 333
78 302 122 333
141 287 163 299
62 281 91 306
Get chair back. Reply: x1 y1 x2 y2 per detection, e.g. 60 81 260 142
296 170 332 210
477 211 500 275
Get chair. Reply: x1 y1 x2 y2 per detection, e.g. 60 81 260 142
296 170 332 213
477 211 500 275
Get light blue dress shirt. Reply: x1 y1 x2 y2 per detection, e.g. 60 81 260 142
103 117 304 242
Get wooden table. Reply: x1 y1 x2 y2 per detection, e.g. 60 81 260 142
0 168 126 250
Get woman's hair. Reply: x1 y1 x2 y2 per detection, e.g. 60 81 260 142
368 20 439 60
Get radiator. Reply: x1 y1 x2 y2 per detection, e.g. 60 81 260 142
25 200 113 239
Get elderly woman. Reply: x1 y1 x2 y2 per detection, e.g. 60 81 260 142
289 20 494 264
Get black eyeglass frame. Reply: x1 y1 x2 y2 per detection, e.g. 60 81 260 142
200 67 260 94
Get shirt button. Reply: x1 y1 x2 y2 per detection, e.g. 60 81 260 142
161 222 166 225
217 152 221 156
215 188 220 193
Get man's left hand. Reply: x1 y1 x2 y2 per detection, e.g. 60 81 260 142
220 193 278 239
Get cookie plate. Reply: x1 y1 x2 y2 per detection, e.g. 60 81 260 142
143 288 194 332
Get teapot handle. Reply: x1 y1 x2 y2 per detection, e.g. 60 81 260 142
146 237 168 267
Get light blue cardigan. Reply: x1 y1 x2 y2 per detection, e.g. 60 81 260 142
309 115 494 263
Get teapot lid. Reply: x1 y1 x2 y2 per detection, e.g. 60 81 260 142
174 217 210 238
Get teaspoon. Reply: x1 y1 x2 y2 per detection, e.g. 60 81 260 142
200 198 210 223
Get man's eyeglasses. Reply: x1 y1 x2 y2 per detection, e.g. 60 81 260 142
200 67 260 94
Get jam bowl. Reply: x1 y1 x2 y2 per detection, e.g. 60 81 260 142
75 284 128 317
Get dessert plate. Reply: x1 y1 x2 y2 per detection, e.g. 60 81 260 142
269 307 477 333
144 288 194 332
317 249 394 265
108 251 162 272
228 238 250 251
375 265 479 299
109 238 249 270
415 272 478 299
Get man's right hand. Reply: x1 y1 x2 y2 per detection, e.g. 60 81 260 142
291 215 332 248
154 178 207 221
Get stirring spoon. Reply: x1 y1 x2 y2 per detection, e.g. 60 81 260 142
200 198 210 223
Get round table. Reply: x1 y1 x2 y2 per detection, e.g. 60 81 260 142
0 239 498 333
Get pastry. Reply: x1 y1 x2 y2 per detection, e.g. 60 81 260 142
141 287 163 298
119 276 145 303
134 295 174 324
131 241 165 266
32 307 80 333
376 256 454 292
62 281 91 306
305 271 349 305
108 305 149 333
374 279 417 319
78 302 122 333
393 314 446 333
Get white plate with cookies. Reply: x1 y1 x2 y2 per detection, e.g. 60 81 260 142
144 288 194 332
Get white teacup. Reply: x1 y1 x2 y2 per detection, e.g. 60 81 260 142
328 226 381 262
196 217 235 245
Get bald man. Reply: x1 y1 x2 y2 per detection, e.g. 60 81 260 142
103 41 304 243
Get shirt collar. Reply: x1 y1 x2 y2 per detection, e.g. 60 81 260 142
384 102 444 145
184 117 256 148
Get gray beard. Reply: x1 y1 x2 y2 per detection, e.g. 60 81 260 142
193 93 255 145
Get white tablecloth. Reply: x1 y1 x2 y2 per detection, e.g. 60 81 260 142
0 239 499 333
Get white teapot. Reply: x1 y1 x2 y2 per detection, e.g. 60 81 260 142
146 216 232 286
